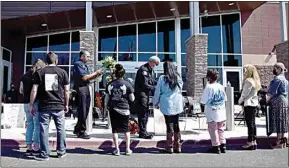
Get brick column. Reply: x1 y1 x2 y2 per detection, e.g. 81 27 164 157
185 34 208 99
276 41 289 79
255 65 274 87
79 31 96 133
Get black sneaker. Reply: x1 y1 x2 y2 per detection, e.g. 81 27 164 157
57 152 67 158
207 146 221 154
73 130 79 135
32 150 41 156
78 134 91 139
34 154 49 161
220 144 226 153
139 134 153 139
25 149 33 155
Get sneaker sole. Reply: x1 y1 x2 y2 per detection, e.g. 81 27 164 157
34 156 49 161
58 153 67 158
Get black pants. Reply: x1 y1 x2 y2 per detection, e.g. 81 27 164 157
164 114 180 133
244 106 257 142
137 104 150 136
74 86 91 135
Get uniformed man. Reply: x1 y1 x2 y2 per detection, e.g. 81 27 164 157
4 83 19 103
73 50 104 139
134 56 160 139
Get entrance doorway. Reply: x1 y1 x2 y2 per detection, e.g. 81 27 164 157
223 68 242 104
1 47 12 95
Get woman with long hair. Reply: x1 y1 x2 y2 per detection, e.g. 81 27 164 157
268 62 288 148
238 64 261 150
153 61 183 153
104 64 135 156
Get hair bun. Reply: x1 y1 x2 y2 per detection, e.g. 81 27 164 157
115 64 123 71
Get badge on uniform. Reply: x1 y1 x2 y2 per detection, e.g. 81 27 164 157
142 71 147 76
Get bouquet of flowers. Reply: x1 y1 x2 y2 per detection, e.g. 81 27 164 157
95 56 116 82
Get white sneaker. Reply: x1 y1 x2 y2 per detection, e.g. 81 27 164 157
125 149 133 156
112 149 120 156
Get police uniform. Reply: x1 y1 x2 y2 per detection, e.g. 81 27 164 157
73 60 91 138
134 63 156 137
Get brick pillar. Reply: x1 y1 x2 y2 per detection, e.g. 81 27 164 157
255 65 274 87
79 31 96 133
185 34 208 99
276 41 289 79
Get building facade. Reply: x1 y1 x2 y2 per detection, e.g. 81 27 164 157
1 1 288 100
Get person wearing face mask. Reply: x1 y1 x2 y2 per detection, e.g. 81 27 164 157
4 83 19 103
268 62 288 149
134 56 160 139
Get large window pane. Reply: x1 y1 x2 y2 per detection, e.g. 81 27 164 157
71 53 80 65
222 14 241 54
207 68 223 84
208 54 222 66
27 36 48 51
118 53 136 61
181 19 190 53
99 27 117 52
223 55 242 67
71 31 80 51
49 33 70 51
181 54 186 66
157 54 175 62
202 16 221 53
158 20 175 52
181 67 187 90
118 25 136 52
138 22 156 52
98 53 117 61
138 53 156 62
54 53 70 65
26 53 47 65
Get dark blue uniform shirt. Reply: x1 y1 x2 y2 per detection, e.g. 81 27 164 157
73 60 90 88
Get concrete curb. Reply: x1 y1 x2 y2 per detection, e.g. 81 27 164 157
1 136 277 149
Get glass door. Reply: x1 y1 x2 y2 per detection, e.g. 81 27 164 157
223 68 242 104
1 47 12 95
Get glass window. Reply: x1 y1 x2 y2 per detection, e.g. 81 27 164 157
207 68 223 84
54 53 70 65
138 53 156 62
222 14 241 54
181 67 187 90
98 53 117 62
138 22 156 52
71 31 80 51
118 25 136 52
223 55 242 67
71 53 80 65
26 53 47 65
181 54 186 66
202 16 221 53
158 20 175 52
3 49 11 61
125 73 136 82
27 36 48 51
157 54 175 62
49 33 70 51
118 53 136 61
99 27 117 52
181 19 190 53
208 54 222 66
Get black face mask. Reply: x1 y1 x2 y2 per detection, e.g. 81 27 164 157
273 69 278 75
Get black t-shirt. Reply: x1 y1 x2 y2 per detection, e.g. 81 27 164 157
5 90 18 103
20 71 33 103
106 79 134 110
33 66 69 111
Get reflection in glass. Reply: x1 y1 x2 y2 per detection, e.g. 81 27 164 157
118 53 136 61
99 27 117 52
138 53 156 62
98 53 117 61
138 22 156 52
208 54 222 66
49 33 70 51
27 36 48 51
54 53 70 65
222 14 241 54
181 54 186 66
26 53 47 65
181 19 190 53
158 20 175 52
223 55 242 67
118 25 136 52
181 67 187 90
71 53 80 65
202 16 221 53
71 31 80 51
207 68 223 84
157 54 175 62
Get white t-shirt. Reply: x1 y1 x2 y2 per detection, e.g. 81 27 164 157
200 82 227 122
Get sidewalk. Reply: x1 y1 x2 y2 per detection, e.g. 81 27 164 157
1 114 282 149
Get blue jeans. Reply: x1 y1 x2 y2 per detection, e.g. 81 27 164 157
39 110 66 157
24 103 40 145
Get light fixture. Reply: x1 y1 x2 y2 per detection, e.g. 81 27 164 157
229 2 235 6
41 23 47 27
106 15 112 18
170 8 176 11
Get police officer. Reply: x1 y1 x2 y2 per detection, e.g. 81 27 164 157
73 50 104 139
134 56 160 139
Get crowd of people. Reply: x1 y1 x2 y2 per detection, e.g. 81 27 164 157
9 49 288 160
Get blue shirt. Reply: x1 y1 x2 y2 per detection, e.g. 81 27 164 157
153 75 183 115
73 60 90 87
269 74 288 98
